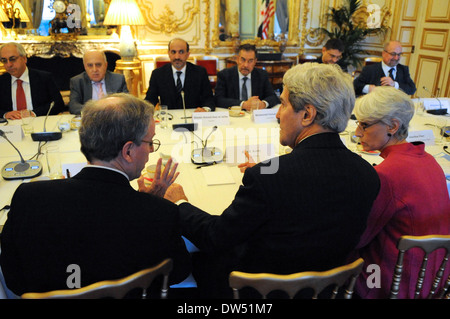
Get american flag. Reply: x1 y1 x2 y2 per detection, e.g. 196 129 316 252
258 0 275 39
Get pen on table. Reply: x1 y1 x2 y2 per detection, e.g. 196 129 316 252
196 162 216 169
66 169 71 178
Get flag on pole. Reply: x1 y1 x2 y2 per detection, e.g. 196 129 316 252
257 0 275 39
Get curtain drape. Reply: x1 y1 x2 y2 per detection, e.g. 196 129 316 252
275 0 288 34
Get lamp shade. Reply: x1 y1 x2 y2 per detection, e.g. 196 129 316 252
103 0 146 26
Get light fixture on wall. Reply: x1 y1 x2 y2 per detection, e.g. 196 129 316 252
103 0 146 61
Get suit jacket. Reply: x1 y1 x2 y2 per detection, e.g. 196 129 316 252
214 66 280 108
68 71 128 115
145 62 215 111
353 62 416 95
179 133 380 276
0 68 65 118
0 167 191 295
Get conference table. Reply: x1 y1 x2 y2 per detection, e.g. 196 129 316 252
1 106 449 232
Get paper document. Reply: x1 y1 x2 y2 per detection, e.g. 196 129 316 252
201 165 235 186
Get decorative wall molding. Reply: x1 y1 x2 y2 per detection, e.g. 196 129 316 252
420 28 449 52
140 0 200 35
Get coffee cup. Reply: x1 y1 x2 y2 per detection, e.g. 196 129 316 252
230 106 242 116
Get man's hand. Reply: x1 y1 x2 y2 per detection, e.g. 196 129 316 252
380 76 395 87
237 150 256 173
164 183 189 203
4 111 22 120
194 107 207 112
138 157 179 197
242 96 264 111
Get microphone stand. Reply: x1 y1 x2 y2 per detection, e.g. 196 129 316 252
31 102 63 141
172 91 197 131
423 86 447 115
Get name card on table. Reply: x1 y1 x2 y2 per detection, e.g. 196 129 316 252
0 125 23 143
406 130 435 145
252 109 278 123
225 143 276 164
192 111 230 126
421 98 450 111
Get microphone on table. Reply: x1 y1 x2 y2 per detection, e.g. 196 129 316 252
172 91 198 132
31 102 63 141
0 129 42 180
422 86 447 115
191 125 223 165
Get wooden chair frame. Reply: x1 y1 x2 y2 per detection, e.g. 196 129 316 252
390 235 450 299
21 259 173 299
229 258 364 299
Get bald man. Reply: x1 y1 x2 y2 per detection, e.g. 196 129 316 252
69 50 128 114
353 41 416 96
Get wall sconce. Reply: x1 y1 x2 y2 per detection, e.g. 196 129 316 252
103 0 146 61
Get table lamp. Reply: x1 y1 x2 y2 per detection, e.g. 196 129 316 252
103 0 146 61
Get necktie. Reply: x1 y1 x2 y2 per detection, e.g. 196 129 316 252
95 82 105 99
242 77 248 101
176 71 183 94
16 79 26 111
388 68 395 81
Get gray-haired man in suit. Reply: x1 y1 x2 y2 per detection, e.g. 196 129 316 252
69 50 128 114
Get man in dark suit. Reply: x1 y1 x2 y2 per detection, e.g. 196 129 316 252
0 93 191 296
69 50 128 115
164 63 380 298
214 44 279 110
354 41 416 96
145 38 215 111
0 42 64 119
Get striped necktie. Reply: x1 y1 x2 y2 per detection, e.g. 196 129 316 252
95 82 105 99
16 79 26 111
176 71 183 94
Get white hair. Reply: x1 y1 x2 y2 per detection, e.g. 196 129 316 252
354 86 414 140
282 63 355 132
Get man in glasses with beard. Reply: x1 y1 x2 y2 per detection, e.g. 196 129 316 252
145 38 215 112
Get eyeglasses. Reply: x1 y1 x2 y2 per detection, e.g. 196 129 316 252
356 120 380 131
384 50 403 58
141 139 161 152
327 52 342 60
0 56 20 64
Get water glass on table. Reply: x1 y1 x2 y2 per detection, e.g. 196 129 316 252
21 110 34 134
45 145 63 179
160 105 169 129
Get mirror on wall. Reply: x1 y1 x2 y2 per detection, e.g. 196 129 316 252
214 0 299 48
1 0 110 37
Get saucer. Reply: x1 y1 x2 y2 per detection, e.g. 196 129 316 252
229 111 245 117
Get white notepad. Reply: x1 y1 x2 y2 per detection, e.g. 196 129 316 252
201 165 236 186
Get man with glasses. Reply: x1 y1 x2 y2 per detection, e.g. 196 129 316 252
214 44 279 111
316 38 345 66
353 41 416 96
0 93 191 296
0 42 65 120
